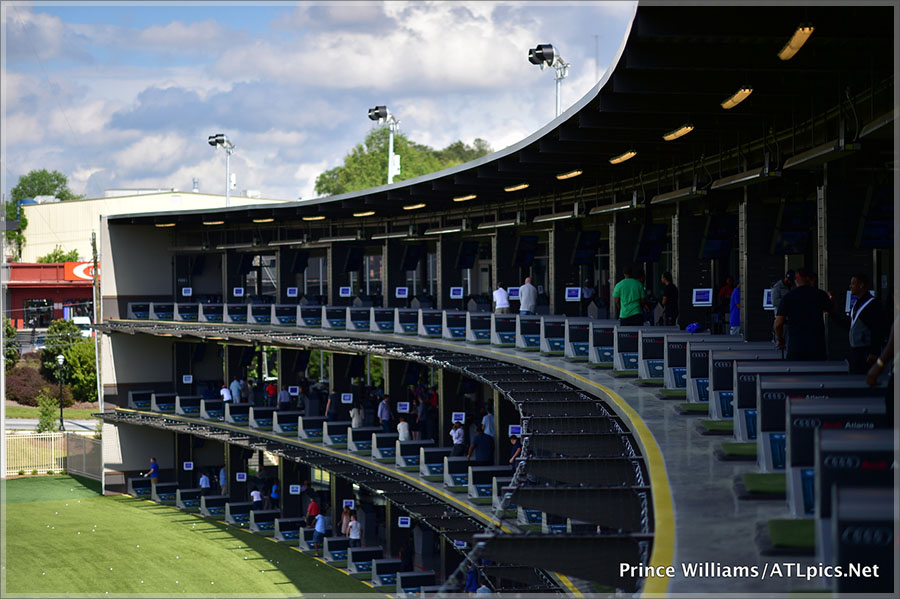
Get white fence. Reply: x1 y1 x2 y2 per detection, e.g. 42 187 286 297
5 432 101 479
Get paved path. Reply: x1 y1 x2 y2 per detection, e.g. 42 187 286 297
4 418 98 431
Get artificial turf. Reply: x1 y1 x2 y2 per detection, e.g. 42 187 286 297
3 475 376 595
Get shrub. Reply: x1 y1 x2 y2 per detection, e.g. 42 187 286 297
18 470 24 476
31 470 38 476
41 319 81 382
5 365 73 406
65 340 97 403
36 389 59 433
47 470 54 475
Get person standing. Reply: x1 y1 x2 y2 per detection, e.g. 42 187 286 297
267 480 279 510
450 421 466 456
265 381 278 407
658 271 679 326
144 457 159 494
519 276 537 315
340 505 352 536
350 400 364 429
346 513 361 548
306 494 320 528
377 395 392 433
239 377 251 404
199 471 211 496
729 280 741 336
774 269 834 360
311 510 327 557
492 283 510 314
220 384 232 403
397 415 411 441
229 376 242 405
771 270 795 312
834 274 885 373
277 387 292 410
508 436 523 468
219 465 227 496
481 406 495 438
612 265 648 326
250 486 263 511
467 424 494 466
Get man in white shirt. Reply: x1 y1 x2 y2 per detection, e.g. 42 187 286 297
397 416 410 441
519 276 537 315
199 472 211 496
481 406 495 438
347 514 362 547
220 384 232 402
492 283 510 314
450 421 466 456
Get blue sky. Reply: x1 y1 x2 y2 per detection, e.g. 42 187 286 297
2 1 635 201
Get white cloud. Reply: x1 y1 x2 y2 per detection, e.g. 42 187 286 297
294 161 331 200
113 132 192 175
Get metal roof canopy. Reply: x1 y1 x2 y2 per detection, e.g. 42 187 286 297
110 3 893 231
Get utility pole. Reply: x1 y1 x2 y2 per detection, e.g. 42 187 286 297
92 231 102 412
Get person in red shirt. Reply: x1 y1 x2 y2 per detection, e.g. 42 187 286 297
265 382 277 407
306 496 320 528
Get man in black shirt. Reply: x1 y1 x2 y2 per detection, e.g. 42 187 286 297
831 274 885 373
658 271 679 326
774 268 834 360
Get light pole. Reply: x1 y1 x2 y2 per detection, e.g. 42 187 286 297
56 354 65 432
528 43 570 118
208 133 236 207
367 106 401 184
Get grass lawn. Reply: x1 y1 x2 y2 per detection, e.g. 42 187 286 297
3 475 376 595
5 405 101 419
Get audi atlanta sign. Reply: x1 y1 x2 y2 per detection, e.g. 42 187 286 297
64 262 100 281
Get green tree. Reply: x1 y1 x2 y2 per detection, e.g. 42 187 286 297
4 316 19 372
314 129 492 196
36 388 60 433
40 318 81 383
5 169 83 259
65 340 97 403
37 245 81 263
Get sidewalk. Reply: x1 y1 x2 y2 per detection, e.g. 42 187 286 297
4 419 98 432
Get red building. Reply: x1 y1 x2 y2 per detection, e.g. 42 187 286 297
5 262 95 328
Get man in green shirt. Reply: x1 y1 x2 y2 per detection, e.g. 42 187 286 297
612 265 649 326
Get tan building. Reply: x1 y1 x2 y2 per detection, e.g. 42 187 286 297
20 191 292 262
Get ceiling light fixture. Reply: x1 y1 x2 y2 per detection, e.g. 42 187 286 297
202 220 225 226
252 218 274 223
155 223 176 228
302 215 326 221
609 150 637 165
371 231 410 240
778 24 814 61
403 203 426 211
477 219 517 230
424 225 463 235
267 239 306 247
662 124 694 141
721 87 753 110
556 169 583 180
316 235 358 243
215 242 254 250
532 211 574 223
453 194 477 202
353 211 376 218
588 200 634 215
504 183 529 192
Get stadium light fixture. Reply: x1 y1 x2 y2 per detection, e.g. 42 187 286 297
56 354 65 431
207 133 235 208
609 150 637 165
778 24 814 61
371 231 410 240
504 183 529 192
477 219 517 230
556 169 582 180
316 235 358 243
721 87 753 110
589 200 634 215
424 225 463 235
368 105 401 184
532 211 574 223
663 124 694 141
528 43 570 118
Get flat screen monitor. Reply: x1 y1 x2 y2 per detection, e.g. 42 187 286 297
565 287 581 302
289 484 301 495
845 290 875 314
397 402 410 413
507 287 520 300
233 287 245 297
342 499 355 509
446 313 466 327
422 311 442 325
181 374 193 384
456 240 479 270
397 517 411 528
235 472 247 482
508 424 522 436
183 461 193 471
286 287 299 298
513 236 539 268
395 287 409 299
771 229 810 255
692 288 713 307
288 386 300 395
762 289 774 311
449 287 464 300
635 223 667 262
339 286 352 298
181 287 193 297
340 392 353 404
451 412 466 423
